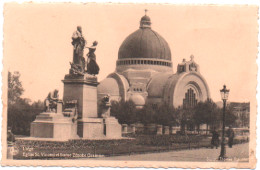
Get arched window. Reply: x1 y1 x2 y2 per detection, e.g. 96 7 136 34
183 88 197 108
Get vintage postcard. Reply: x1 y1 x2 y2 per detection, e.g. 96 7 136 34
1 2 258 168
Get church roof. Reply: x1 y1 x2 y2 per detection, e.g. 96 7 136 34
118 14 171 61
147 72 179 98
97 77 120 96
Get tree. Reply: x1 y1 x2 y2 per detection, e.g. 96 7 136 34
178 107 195 132
225 105 238 127
110 100 137 124
154 103 177 126
138 104 156 125
7 71 44 135
8 71 24 104
193 99 220 131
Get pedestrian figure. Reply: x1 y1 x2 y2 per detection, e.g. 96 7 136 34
7 127 15 144
211 127 219 149
227 125 235 148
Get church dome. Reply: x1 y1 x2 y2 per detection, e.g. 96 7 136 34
116 13 172 73
118 18 171 60
118 29 171 60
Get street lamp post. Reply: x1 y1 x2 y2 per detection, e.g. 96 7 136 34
218 85 230 160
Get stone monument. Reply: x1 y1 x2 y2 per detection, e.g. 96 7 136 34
30 91 78 140
30 26 122 140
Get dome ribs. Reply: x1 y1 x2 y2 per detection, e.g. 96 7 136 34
150 30 164 59
139 29 144 58
118 16 171 61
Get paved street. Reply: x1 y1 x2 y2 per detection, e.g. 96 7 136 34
97 143 249 162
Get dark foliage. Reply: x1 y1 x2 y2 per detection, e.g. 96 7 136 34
137 104 156 125
7 71 45 135
193 99 221 129
225 104 238 126
8 71 24 104
110 100 137 124
153 104 178 126
110 99 237 129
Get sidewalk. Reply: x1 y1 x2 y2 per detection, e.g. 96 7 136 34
97 143 249 162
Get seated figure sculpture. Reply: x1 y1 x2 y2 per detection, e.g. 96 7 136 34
44 89 62 112
100 94 111 118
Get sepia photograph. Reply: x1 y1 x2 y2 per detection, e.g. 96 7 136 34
1 2 258 168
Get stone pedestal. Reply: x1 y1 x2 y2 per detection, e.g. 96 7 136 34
57 101 63 113
104 117 122 138
77 118 104 139
146 124 157 134
122 124 128 134
30 112 78 140
63 74 99 119
7 143 14 159
156 125 163 135
164 126 169 135
170 126 180 134
130 124 136 134
63 74 100 138
63 74 122 139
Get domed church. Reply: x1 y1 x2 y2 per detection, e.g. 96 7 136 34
98 13 210 109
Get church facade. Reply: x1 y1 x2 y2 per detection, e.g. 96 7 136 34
97 14 210 109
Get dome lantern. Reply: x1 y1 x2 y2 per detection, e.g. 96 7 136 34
140 9 151 29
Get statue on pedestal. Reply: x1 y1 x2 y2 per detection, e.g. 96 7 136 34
44 89 62 112
100 94 111 118
86 41 100 75
71 26 86 74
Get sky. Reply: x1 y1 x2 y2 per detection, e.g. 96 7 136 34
3 3 258 103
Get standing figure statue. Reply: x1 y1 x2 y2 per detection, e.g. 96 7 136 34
86 41 100 75
71 26 86 72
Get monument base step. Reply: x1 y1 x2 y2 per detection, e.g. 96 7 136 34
77 117 122 139
30 112 79 140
